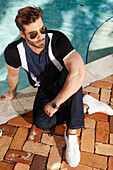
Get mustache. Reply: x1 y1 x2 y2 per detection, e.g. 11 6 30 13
36 38 45 43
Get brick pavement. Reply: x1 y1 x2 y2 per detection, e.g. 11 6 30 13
0 75 113 169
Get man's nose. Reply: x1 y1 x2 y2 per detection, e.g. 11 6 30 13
37 31 43 39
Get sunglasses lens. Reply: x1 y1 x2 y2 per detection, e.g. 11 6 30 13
40 26 47 34
30 31 37 39
29 26 47 39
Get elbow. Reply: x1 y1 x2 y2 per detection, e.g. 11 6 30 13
69 68 87 85
83 69 87 81
79 69 87 84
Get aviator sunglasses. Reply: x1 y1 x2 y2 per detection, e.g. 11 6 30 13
29 26 47 39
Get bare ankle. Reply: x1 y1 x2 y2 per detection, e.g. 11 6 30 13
67 129 77 136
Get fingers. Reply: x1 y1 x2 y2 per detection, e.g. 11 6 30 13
1 95 5 98
0 92 9 100
0 92 15 101
0 95 13 101
44 106 57 117
44 102 59 117
0 97 8 101
49 112 54 117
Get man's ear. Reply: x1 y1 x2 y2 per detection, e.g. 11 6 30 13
20 31 25 38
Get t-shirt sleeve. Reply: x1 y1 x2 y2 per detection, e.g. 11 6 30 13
4 43 21 68
52 31 74 64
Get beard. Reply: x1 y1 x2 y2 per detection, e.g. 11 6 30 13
23 32 46 49
26 37 46 49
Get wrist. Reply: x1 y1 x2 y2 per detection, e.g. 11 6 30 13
51 100 60 109
53 99 61 108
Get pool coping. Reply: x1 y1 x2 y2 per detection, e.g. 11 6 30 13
0 54 113 124
83 54 113 87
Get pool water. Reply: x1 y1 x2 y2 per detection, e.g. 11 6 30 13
0 0 113 97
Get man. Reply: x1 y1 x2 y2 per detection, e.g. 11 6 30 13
1 7 86 167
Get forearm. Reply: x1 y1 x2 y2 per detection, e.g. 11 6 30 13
44 50 86 117
54 72 86 107
8 73 18 98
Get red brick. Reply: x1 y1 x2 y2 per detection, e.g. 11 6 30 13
110 116 113 133
4 149 34 164
7 116 33 128
84 112 108 121
89 92 99 100
110 105 113 109
55 125 81 136
110 134 113 144
100 88 111 104
90 80 112 89
57 146 63 158
28 125 43 142
0 161 14 170
83 86 100 94
108 157 113 170
55 124 66 135
14 163 30 170
0 136 12 161
80 152 107 169
102 75 113 84
24 110 33 118
47 146 61 170
23 141 50 157
84 118 96 129
96 120 109 143
83 91 89 95
60 161 92 170
30 155 47 170
81 129 95 153
10 127 28 150
95 142 113 156
0 124 17 137
110 98 113 105
41 134 65 147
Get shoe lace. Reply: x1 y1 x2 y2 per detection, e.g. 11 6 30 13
68 138 78 152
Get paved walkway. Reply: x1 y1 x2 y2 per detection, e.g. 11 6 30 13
0 55 113 170
0 74 113 170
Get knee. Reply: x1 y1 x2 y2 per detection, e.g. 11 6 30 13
33 109 56 130
33 118 53 130
33 110 48 130
34 119 45 130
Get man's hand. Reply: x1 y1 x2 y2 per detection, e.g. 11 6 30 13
44 102 59 117
0 92 15 101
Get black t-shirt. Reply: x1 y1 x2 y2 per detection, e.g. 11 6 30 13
4 30 74 68
4 30 74 87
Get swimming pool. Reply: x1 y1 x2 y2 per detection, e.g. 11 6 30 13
0 0 113 97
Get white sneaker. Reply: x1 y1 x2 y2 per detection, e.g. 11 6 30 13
64 129 80 167
0 129 2 137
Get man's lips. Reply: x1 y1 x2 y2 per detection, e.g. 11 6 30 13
37 39 45 44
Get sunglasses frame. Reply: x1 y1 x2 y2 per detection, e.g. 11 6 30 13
29 26 47 39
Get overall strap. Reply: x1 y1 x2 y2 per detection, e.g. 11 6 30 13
17 41 28 71
17 41 40 87
48 33 63 72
